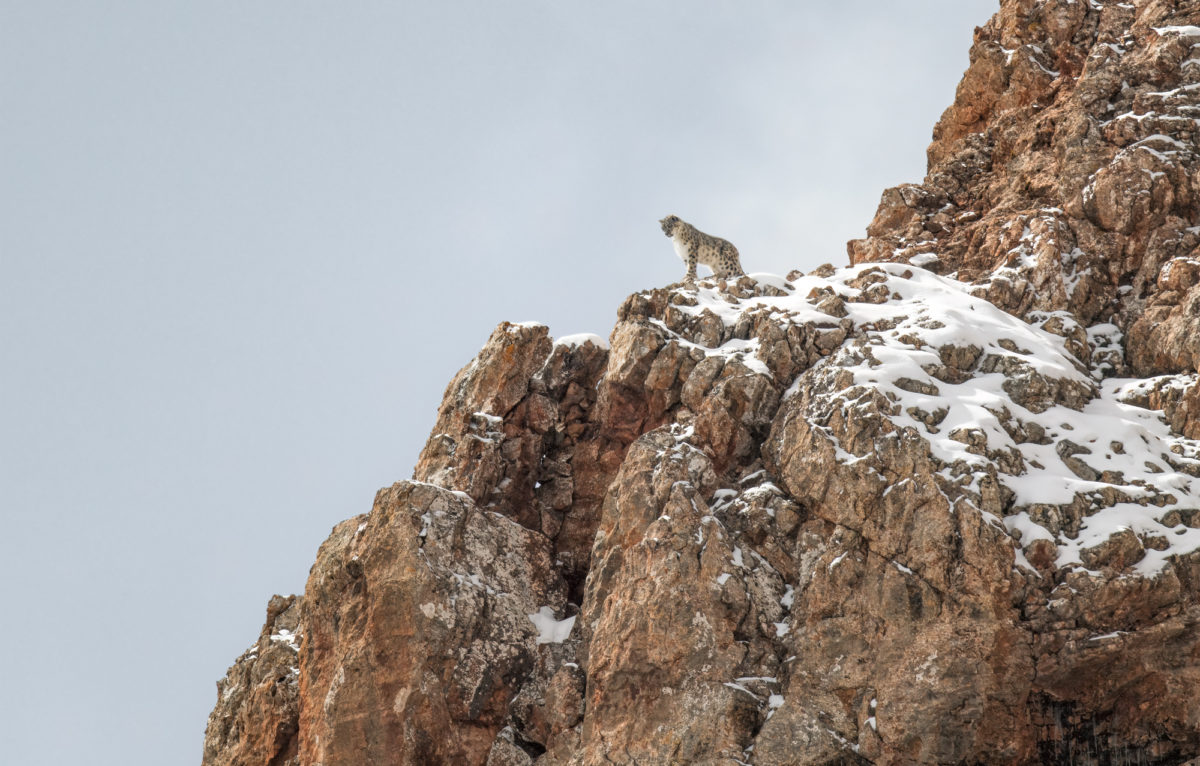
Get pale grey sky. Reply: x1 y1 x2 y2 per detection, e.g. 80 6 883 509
1 2 995 764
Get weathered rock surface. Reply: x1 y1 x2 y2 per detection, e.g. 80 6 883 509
850 0 1200 379
203 595 302 766
413 322 614 601
296 481 570 765
204 1 1200 764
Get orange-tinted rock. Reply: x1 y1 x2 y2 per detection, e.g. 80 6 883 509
205 2 1200 764
851 1 1200 377
298 482 567 765
202 595 302 766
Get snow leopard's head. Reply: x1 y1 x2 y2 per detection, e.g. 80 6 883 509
659 215 681 237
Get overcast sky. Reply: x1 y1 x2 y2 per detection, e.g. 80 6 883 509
1 2 996 764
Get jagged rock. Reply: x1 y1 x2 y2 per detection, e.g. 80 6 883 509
486 728 536 766
205 263 1200 765
298 482 567 765
1128 283 1200 375
574 429 768 764
413 323 612 596
204 2 1200 764
202 595 302 766
850 0 1200 376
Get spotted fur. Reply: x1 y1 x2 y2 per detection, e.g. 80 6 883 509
659 215 744 281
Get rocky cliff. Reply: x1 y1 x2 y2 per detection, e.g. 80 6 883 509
203 1 1200 764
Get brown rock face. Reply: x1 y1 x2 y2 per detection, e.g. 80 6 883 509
204 2 1200 764
413 322 615 600
298 482 568 765
203 595 302 766
850 0 1200 377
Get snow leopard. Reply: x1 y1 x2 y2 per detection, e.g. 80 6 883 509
659 215 744 282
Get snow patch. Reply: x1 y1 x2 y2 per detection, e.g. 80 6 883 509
554 332 609 350
528 607 576 645
1155 25 1200 38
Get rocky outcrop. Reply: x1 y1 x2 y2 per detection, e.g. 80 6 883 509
412 322 613 601
205 267 1200 765
850 0 1200 380
203 595 302 766
297 482 569 765
204 1 1200 764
